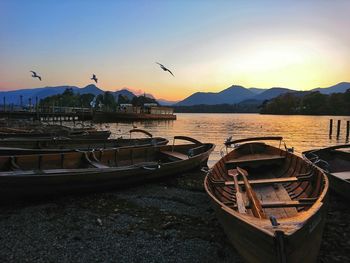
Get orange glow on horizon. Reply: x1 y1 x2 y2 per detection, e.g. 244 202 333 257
1 20 350 101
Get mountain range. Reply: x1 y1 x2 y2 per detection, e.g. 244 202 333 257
175 82 350 106
0 85 144 105
0 82 349 106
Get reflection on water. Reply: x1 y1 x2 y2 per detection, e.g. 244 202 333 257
89 113 349 166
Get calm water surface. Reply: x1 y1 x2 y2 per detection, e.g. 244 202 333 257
92 113 349 167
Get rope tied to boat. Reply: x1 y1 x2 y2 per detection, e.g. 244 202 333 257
305 151 330 172
283 142 294 153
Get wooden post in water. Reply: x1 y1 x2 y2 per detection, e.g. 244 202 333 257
35 96 39 121
329 119 333 138
346 121 350 141
337 120 341 138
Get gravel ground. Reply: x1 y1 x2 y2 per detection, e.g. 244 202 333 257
0 171 349 263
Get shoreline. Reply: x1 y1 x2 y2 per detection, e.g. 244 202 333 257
0 171 349 262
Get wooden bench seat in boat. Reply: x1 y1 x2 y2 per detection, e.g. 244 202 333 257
210 174 312 187
224 200 314 209
226 176 309 186
332 171 350 180
259 200 314 208
160 150 188 160
224 168 299 218
225 154 285 167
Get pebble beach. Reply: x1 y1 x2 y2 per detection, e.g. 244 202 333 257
0 171 349 263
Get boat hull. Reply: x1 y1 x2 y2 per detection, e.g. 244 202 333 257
326 171 350 200
205 138 328 263
0 137 169 154
207 184 328 263
0 130 111 140
303 146 350 201
0 143 213 199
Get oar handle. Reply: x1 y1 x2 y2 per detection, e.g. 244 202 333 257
228 170 241 195
228 170 247 214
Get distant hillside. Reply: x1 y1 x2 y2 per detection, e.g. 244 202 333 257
158 98 179 106
0 85 104 105
176 85 293 106
113 89 136 100
176 86 296 106
175 82 350 106
249 88 267 94
77 84 104 95
0 85 173 106
1 81 349 107
312 82 350 94
260 89 350 115
176 85 255 106
253 87 294 101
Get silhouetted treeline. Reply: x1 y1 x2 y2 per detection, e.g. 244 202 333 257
174 103 260 113
39 88 118 111
40 88 159 111
260 90 350 115
39 88 95 108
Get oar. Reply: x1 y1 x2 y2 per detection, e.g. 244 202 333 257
237 166 266 219
228 169 247 214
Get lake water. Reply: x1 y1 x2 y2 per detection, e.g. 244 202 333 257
91 113 350 167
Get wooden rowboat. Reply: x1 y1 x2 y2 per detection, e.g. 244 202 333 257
68 130 111 139
0 136 214 198
204 137 328 263
0 130 111 140
0 129 168 152
303 144 350 200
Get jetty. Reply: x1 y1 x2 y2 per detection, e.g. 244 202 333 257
93 104 176 122
0 105 176 123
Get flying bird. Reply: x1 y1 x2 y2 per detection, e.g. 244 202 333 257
156 62 174 77
91 74 98 83
30 71 42 81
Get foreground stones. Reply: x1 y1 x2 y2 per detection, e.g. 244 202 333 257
0 171 348 262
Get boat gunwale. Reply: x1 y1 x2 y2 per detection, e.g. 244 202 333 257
204 143 329 237
0 137 170 155
303 146 350 184
0 142 215 177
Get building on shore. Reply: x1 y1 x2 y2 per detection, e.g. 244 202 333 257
93 104 176 122
0 104 176 122
115 103 174 115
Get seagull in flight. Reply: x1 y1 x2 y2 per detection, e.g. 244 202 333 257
30 71 42 81
91 74 98 83
156 62 174 77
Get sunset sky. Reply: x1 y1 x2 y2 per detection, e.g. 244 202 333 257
1 0 350 101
